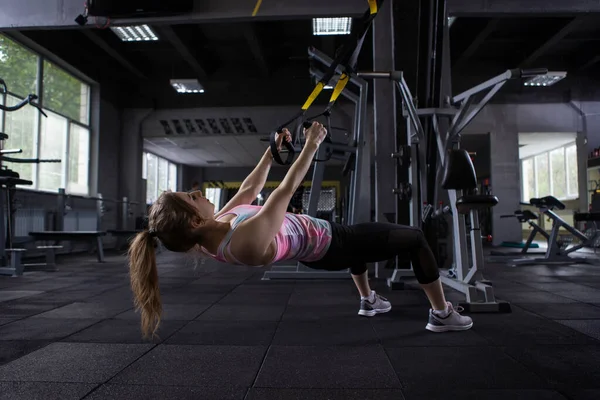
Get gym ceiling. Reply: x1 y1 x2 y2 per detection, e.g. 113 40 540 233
3 0 600 111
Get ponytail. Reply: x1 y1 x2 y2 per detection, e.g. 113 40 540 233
128 231 162 339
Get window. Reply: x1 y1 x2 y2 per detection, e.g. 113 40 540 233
142 151 178 204
521 142 578 201
0 35 38 98
0 34 91 195
566 144 579 197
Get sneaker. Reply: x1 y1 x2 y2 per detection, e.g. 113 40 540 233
426 302 473 332
358 291 392 317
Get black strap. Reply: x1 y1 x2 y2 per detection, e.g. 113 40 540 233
269 0 382 165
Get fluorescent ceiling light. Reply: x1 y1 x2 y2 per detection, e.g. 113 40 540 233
312 17 352 36
170 79 205 94
111 25 158 42
523 71 567 87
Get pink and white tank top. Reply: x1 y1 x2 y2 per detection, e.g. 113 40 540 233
210 205 332 266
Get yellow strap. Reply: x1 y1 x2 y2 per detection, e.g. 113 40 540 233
301 82 325 110
252 0 263 16
368 0 378 14
328 73 349 104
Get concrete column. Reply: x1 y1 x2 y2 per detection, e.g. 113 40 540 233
489 108 521 245
119 108 153 205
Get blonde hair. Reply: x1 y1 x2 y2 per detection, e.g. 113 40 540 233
127 192 203 339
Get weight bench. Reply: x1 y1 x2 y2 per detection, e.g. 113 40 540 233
509 196 600 266
0 245 63 277
489 210 547 257
108 229 142 250
28 231 107 263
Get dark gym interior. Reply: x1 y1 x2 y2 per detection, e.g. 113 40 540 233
1 0 600 399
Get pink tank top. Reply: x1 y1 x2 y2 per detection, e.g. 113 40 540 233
210 205 332 266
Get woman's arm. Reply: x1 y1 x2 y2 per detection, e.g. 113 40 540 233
215 130 290 217
230 122 328 261
214 148 273 217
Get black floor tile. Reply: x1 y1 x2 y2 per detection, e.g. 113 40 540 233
83 384 246 400
109 345 266 388
0 318 17 326
471 308 598 345
0 340 50 366
0 291 43 303
167 320 277 345
218 292 290 305
555 320 600 341
272 319 379 346
246 388 406 400
0 382 96 400
0 342 153 383
553 291 600 303
504 345 600 388
114 303 212 321
524 282 600 292
231 283 296 295
371 317 489 347
197 304 286 321
287 292 360 306
22 290 103 304
160 292 224 304
402 389 567 400
0 381 96 400
282 304 360 321
515 303 600 319
561 389 600 400
254 345 401 388
494 291 577 304
0 318 101 340
62 319 187 344
0 302 63 318
30 302 131 319
386 346 549 392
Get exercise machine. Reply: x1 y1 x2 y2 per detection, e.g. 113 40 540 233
488 210 547 258
509 195 600 266
359 67 552 312
261 52 370 281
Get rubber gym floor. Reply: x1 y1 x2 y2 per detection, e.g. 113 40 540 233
1 251 599 400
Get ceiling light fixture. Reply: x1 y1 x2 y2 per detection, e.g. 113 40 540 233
110 25 159 42
312 17 352 36
170 79 205 94
523 71 567 87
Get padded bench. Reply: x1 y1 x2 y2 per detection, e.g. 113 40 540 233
29 231 107 263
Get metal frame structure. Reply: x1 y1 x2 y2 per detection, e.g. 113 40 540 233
261 48 370 281
361 68 547 311
510 205 600 267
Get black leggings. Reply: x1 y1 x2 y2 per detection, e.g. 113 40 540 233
302 222 440 285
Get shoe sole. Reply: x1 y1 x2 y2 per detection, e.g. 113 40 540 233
358 305 392 317
425 321 474 332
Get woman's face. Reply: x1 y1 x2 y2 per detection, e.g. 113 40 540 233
175 190 215 219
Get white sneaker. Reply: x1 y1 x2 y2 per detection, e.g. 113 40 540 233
426 302 473 332
358 291 392 317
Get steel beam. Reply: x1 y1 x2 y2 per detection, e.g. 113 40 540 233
241 23 270 78
81 30 147 80
0 0 366 30
448 0 600 16
453 19 499 71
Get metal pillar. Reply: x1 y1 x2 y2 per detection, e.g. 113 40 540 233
372 0 400 279
56 188 66 231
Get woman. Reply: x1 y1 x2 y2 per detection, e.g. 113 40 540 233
128 122 473 339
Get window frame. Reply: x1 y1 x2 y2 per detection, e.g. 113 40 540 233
0 34 93 195
520 141 578 202
142 151 179 204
